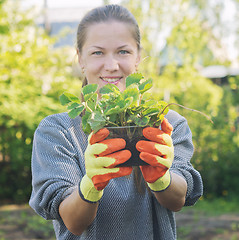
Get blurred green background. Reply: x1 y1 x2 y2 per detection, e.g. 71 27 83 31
0 0 239 206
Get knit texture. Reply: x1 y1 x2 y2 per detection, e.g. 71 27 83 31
29 110 203 240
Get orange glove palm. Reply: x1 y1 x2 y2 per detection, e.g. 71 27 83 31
136 118 174 192
79 128 132 202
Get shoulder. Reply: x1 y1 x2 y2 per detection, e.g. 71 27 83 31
33 112 88 149
37 112 81 131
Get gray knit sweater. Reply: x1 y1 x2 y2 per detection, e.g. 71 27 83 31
29 110 203 240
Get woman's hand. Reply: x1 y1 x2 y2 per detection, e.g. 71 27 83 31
79 128 132 203
136 118 174 192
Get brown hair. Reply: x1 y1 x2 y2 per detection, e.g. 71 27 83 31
77 4 141 52
77 4 141 88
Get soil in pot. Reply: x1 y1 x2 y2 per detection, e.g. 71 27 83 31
107 126 149 167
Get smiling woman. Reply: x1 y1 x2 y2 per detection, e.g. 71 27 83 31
76 5 141 91
29 4 203 240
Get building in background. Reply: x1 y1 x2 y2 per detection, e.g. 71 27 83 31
37 7 93 47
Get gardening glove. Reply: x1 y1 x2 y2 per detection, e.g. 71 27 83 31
136 118 174 192
79 128 132 203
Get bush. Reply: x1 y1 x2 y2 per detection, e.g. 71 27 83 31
0 0 81 203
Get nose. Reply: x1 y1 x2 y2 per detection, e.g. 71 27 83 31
104 54 119 72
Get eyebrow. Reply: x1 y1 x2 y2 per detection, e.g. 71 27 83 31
91 45 130 50
117 45 130 49
91 46 104 49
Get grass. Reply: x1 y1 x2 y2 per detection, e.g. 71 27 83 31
183 197 239 216
177 197 239 240
0 205 55 240
0 198 239 240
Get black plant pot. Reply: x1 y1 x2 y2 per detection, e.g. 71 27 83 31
107 126 149 167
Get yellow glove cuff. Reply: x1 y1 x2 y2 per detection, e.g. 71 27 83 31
79 175 103 203
147 170 171 192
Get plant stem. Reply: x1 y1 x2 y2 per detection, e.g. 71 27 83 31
84 102 93 113
106 120 119 127
161 103 214 124
122 111 127 126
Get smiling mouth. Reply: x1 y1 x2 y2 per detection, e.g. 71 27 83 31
100 77 122 84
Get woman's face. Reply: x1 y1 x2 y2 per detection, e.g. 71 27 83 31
78 21 141 91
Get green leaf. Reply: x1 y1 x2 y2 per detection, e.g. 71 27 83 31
144 99 158 108
159 114 165 121
68 105 85 118
157 101 168 108
124 97 133 107
161 105 169 115
126 73 143 88
59 93 71 106
59 92 80 105
108 114 118 125
130 115 150 127
82 112 91 134
139 78 153 94
122 84 140 106
101 94 110 101
84 91 98 101
64 92 80 102
135 116 150 126
104 105 121 115
104 97 130 115
152 114 165 128
82 84 98 96
99 84 120 95
143 107 160 117
86 94 98 111
88 111 107 132
156 101 169 115
67 102 81 110
119 97 133 111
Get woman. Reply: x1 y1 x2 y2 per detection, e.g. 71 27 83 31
29 4 203 239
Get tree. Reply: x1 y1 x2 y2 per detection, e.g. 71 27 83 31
121 0 239 198
0 0 81 203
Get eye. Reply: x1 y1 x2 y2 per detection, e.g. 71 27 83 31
119 50 130 55
92 51 103 55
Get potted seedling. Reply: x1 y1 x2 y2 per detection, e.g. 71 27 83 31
60 73 212 166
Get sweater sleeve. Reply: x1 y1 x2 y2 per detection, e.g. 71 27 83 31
29 113 86 220
166 110 203 206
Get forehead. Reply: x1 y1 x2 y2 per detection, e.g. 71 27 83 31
83 21 137 48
